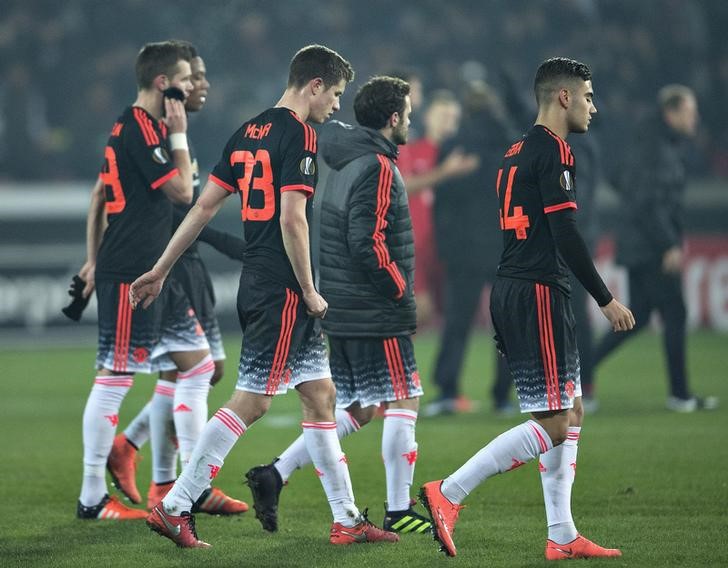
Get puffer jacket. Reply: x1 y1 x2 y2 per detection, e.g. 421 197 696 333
314 120 416 337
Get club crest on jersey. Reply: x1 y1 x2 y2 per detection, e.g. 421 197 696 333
153 146 170 165
300 156 316 176
559 170 573 191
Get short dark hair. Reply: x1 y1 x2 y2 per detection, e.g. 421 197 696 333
534 57 591 106
288 44 354 89
354 76 410 130
658 84 694 111
169 39 198 61
135 41 191 90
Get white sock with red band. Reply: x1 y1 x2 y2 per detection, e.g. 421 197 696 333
149 380 177 483
274 409 361 482
302 421 359 527
173 355 214 467
382 408 418 511
442 420 553 504
123 401 151 449
540 426 580 544
80 375 134 506
163 407 246 515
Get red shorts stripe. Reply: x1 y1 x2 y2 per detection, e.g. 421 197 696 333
543 286 561 410
536 284 558 410
265 289 298 395
113 284 131 372
390 338 409 400
384 338 406 400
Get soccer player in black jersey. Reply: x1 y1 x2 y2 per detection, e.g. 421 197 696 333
420 58 635 560
245 76 433 536
76 42 214 521
132 45 398 548
107 43 248 515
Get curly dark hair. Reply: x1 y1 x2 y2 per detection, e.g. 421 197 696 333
534 57 591 106
353 76 410 130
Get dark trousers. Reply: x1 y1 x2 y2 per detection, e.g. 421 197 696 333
592 262 689 399
433 266 511 405
570 274 595 395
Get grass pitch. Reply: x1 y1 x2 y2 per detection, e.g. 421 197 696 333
1 330 726 567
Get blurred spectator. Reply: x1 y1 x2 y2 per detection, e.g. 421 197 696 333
590 85 718 413
398 90 478 327
566 132 602 411
1 0 725 181
424 80 516 417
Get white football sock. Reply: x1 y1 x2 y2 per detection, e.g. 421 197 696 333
302 421 359 527
274 409 361 482
442 420 553 504
80 375 134 506
382 408 418 511
149 380 177 483
173 355 213 467
163 407 246 515
540 426 580 544
123 401 151 449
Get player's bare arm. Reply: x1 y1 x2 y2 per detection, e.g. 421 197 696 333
79 177 108 298
130 181 228 309
279 190 328 318
159 97 194 205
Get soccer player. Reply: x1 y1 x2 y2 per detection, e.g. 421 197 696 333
106 42 249 515
245 76 432 536
130 45 398 548
419 57 635 559
76 41 213 521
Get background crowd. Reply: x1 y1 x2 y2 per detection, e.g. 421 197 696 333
2 0 728 181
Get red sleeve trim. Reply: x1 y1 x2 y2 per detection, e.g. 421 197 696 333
151 168 179 190
281 184 314 195
373 155 406 296
544 201 578 214
209 174 236 193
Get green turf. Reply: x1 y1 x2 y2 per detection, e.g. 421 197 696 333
1 330 727 567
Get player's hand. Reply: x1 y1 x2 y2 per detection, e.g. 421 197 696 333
129 268 166 310
163 98 187 134
79 261 96 298
303 289 328 319
662 246 683 273
600 299 635 332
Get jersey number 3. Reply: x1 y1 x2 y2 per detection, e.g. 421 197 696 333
231 149 274 221
101 146 125 214
497 166 530 240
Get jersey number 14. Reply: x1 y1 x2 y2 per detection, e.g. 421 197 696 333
496 166 530 240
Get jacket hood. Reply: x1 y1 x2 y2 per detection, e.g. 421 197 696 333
319 120 398 171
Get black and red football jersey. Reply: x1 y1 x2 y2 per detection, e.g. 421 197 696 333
495 124 578 293
209 107 318 289
95 106 177 281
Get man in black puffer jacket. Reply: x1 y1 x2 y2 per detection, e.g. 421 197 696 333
246 76 433 536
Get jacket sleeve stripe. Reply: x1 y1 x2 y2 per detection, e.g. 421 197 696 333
373 155 406 296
